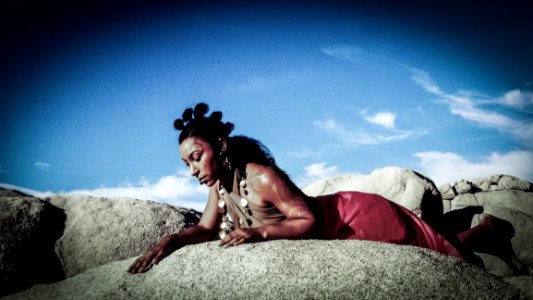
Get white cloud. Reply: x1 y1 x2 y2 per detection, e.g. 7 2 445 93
0 183 56 198
409 68 444 96
226 75 268 93
35 162 51 170
322 46 366 63
226 70 316 93
63 170 209 211
414 150 533 186
498 89 533 108
296 162 340 187
314 118 423 148
409 68 533 148
363 111 396 129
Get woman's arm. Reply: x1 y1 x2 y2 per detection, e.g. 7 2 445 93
128 185 223 274
219 164 315 247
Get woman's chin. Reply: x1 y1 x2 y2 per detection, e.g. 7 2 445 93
204 179 216 187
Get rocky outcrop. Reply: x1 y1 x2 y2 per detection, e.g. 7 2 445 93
303 167 443 222
438 175 533 298
0 190 65 297
0 189 201 297
7 240 521 299
49 195 201 278
2 170 532 298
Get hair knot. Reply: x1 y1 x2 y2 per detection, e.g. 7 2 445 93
175 103 234 145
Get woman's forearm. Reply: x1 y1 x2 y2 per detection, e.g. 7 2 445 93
169 224 219 249
256 217 315 240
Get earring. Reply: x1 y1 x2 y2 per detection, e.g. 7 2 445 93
220 152 232 171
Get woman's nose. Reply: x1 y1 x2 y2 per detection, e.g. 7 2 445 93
189 164 199 177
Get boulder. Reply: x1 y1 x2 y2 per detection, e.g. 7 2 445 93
438 175 533 298
438 183 455 200
0 190 66 297
302 167 442 221
7 240 521 299
48 195 201 278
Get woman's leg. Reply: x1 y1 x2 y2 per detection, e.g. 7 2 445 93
456 214 526 275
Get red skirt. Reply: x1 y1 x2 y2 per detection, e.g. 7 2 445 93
311 191 462 259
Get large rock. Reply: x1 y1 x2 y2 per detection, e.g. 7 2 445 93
438 175 533 298
7 240 521 299
0 190 65 297
302 167 442 220
48 195 201 278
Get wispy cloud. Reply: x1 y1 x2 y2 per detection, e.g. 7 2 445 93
226 75 269 93
497 89 533 110
409 68 533 148
63 170 209 211
35 162 51 170
362 111 396 129
226 70 316 93
0 183 56 198
414 150 533 186
295 162 340 187
322 46 367 63
321 46 394 69
314 118 424 148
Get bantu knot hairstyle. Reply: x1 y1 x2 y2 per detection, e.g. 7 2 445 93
174 103 234 145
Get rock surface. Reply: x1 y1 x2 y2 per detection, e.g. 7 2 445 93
302 167 442 221
7 240 521 300
438 175 533 298
0 190 65 297
48 195 201 278
3 170 532 299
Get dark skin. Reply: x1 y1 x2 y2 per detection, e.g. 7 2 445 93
129 136 525 274
128 136 315 274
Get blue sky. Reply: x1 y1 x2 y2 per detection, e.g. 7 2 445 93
1 1 532 210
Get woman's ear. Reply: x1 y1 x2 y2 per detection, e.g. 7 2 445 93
218 138 228 153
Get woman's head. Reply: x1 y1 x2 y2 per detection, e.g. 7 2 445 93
174 103 277 186
174 103 232 186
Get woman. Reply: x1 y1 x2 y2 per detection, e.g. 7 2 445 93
128 103 523 274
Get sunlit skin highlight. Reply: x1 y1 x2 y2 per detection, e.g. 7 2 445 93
129 127 525 275
128 136 316 273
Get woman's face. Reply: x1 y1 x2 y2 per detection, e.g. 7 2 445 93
179 136 220 187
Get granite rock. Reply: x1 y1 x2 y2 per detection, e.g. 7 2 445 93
438 175 533 298
7 240 521 300
0 190 66 297
48 195 201 278
302 167 442 220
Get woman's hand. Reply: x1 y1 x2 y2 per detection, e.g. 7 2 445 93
219 228 263 247
128 235 175 274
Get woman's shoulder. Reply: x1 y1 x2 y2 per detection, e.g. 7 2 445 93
244 163 280 191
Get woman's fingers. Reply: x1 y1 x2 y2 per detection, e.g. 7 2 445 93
153 249 166 265
219 230 248 247
128 256 147 274
127 259 140 273
128 251 156 274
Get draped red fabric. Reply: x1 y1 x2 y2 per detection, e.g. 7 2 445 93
312 192 463 259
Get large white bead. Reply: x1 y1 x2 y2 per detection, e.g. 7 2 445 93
239 218 245 225
218 189 225 196
218 199 225 208
239 180 246 188
219 230 227 240
220 222 228 230
240 198 248 207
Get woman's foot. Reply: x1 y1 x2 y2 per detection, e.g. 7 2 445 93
458 214 526 274
478 214 515 240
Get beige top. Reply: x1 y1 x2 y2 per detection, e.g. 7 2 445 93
220 168 286 228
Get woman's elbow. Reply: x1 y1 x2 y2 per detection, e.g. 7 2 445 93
301 213 316 237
